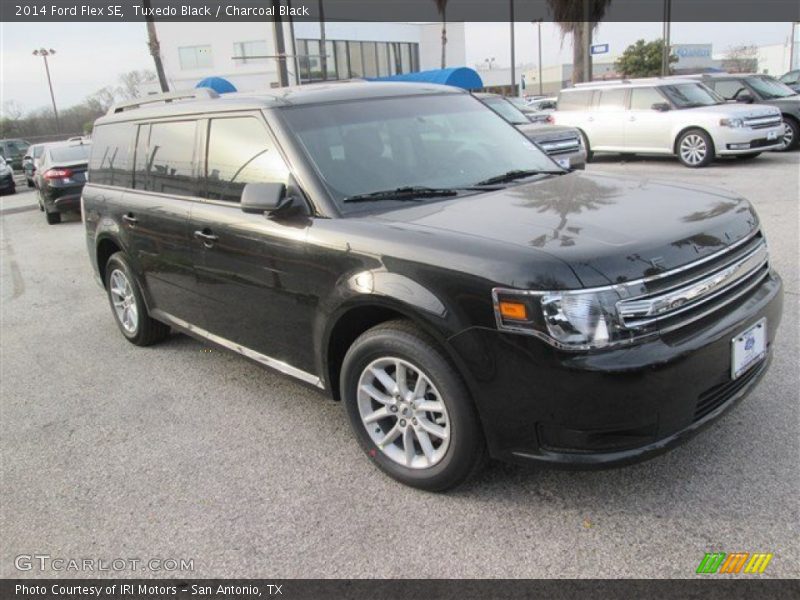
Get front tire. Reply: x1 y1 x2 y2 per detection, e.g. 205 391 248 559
104 252 170 346
677 129 714 168
341 320 486 492
777 117 799 151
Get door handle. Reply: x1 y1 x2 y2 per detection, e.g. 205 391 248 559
194 229 218 247
122 213 138 225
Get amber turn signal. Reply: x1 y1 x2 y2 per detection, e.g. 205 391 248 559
498 300 528 320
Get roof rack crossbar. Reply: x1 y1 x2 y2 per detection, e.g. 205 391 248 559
107 88 219 115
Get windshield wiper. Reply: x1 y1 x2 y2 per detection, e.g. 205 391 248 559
343 186 462 204
474 169 562 187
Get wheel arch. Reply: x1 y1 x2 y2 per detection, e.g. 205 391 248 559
673 125 715 156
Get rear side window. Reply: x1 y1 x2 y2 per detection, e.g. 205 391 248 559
557 90 594 111
134 120 198 197
630 87 665 110
710 80 748 100
89 123 134 187
597 88 627 110
204 117 289 202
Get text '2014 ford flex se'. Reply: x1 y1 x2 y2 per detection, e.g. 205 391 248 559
83 83 783 491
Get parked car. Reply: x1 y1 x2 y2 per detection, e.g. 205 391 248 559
0 138 30 170
83 83 782 491
0 156 15 195
476 93 586 169
554 78 784 167
37 140 91 224
22 143 46 187
683 73 800 151
778 69 800 94
517 96 558 123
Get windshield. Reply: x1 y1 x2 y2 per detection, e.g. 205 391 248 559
481 96 530 125
746 76 797 99
281 94 555 213
659 83 724 108
49 144 90 163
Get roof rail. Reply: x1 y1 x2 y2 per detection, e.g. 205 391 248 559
572 79 632 87
107 88 219 115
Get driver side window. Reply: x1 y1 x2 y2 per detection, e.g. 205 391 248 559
204 117 290 203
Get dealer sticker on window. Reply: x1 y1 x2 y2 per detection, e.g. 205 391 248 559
731 318 767 379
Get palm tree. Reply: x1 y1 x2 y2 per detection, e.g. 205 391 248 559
547 0 613 84
142 0 168 92
434 0 448 68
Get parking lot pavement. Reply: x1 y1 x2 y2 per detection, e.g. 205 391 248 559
1 152 798 579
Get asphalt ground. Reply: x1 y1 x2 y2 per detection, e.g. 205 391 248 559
1 152 798 579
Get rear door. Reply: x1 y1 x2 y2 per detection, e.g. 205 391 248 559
624 86 673 152
589 88 628 150
120 119 201 323
188 113 317 374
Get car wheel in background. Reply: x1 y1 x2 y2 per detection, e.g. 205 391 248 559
27 178 34 188
677 129 714 168
104 252 170 346
776 117 799 151
341 320 486 491
45 211 61 225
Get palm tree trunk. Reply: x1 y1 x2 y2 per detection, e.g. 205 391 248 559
572 25 585 84
142 0 168 92
440 8 447 69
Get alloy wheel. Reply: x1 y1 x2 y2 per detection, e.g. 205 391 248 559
781 121 794 149
109 269 138 334
357 357 450 469
679 134 707 165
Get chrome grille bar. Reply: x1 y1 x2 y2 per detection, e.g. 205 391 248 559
617 241 769 328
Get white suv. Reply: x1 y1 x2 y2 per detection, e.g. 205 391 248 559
553 78 784 167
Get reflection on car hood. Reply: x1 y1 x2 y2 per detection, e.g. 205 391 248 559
687 103 780 118
516 123 580 140
375 171 759 287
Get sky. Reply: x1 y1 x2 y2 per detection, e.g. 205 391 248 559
1 21 793 115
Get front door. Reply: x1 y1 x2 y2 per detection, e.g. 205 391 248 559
188 115 318 375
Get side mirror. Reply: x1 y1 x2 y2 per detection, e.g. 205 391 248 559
241 182 288 214
651 102 671 112
736 93 754 104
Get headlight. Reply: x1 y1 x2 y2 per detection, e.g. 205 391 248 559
493 287 657 351
720 117 745 128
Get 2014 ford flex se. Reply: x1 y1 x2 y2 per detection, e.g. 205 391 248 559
83 83 783 491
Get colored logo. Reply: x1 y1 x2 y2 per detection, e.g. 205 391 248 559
696 552 773 574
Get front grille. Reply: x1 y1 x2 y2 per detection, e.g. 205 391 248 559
539 137 581 155
745 115 781 130
617 231 769 333
693 360 764 422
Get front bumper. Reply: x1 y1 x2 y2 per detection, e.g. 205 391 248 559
715 125 784 155
447 270 783 468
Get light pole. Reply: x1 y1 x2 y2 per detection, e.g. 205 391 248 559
32 48 60 132
661 0 672 76
484 57 496 70
533 19 543 95
510 0 516 96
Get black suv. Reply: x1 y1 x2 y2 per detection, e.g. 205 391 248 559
689 73 800 151
83 83 783 491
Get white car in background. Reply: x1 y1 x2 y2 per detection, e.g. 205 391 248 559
553 78 784 167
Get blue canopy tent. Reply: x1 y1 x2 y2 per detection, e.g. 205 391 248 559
195 76 237 94
368 67 483 90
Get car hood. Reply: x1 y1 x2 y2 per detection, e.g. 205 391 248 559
689 103 780 119
767 95 800 111
516 123 579 140
374 171 759 288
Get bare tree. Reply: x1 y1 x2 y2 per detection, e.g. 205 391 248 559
547 0 613 84
85 86 119 114
2 101 24 121
118 70 157 100
723 45 759 73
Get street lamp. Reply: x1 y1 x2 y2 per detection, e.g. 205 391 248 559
32 48 60 132
533 19 543 95
484 57 496 70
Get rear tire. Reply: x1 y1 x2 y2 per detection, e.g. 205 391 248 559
45 211 61 225
579 130 594 162
104 252 170 346
341 320 486 492
27 178 34 188
677 129 714 168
